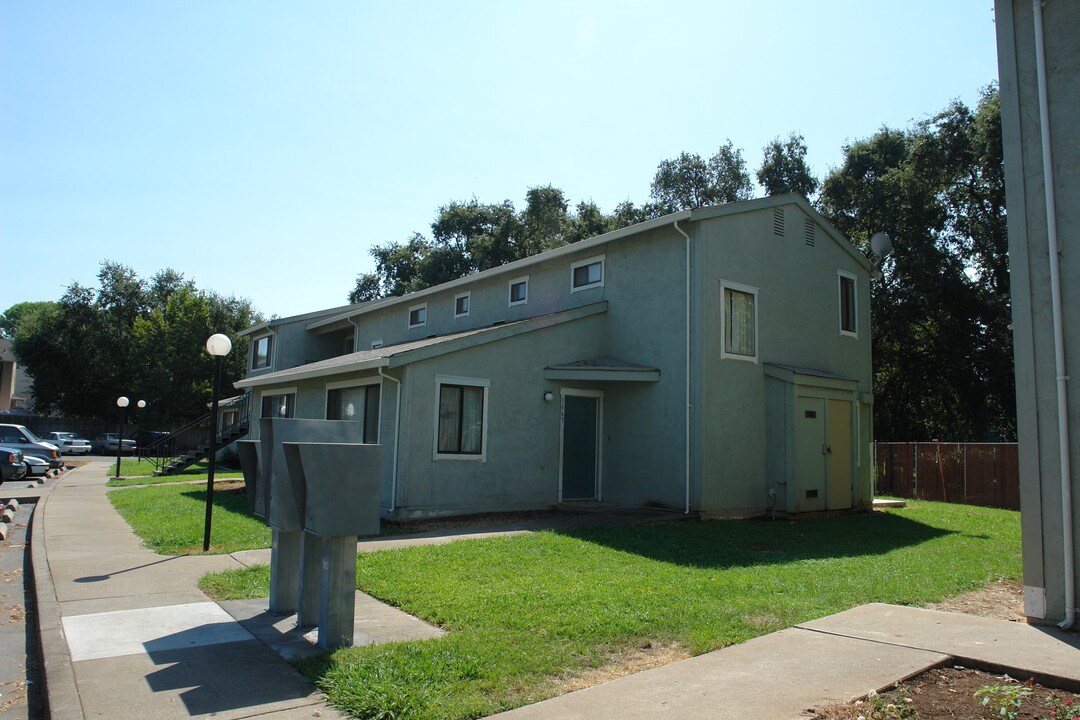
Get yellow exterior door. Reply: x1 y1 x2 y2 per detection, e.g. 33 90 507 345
826 399 853 510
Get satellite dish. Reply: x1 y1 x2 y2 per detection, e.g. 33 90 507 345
870 232 893 259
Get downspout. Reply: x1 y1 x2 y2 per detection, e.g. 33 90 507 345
378 367 402 515
349 315 402 516
674 220 692 514
1033 0 1075 629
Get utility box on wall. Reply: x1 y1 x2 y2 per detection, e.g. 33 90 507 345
765 364 868 514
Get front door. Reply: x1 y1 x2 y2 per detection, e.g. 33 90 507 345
560 391 601 501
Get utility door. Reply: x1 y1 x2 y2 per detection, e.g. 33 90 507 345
794 397 826 511
560 391 602 501
826 400 853 510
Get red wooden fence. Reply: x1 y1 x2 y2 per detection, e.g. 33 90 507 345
873 442 1020 510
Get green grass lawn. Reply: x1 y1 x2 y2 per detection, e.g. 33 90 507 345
199 501 1021 720
106 458 242 487
109 482 269 554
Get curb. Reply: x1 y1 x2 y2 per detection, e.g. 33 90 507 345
29 477 86 720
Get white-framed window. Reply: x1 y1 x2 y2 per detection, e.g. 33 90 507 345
259 388 296 419
325 378 381 444
838 270 857 337
508 276 529 307
408 303 427 328
570 255 605 292
344 334 355 355
252 334 273 369
720 280 759 362
454 291 471 318
433 375 489 461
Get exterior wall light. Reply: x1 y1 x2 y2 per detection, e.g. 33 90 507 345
544 391 554 402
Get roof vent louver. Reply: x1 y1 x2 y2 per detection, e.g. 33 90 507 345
773 208 784 237
804 219 816 247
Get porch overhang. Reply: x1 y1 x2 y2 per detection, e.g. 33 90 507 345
764 363 857 392
544 358 660 382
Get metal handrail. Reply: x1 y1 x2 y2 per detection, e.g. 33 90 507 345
142 393 252 474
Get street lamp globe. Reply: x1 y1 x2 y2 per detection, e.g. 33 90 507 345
117 396 130 408
137 399 147 409
206 334 233 357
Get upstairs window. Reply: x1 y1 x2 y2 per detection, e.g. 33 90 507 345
454 292 471 318
721 281 758 362
571 256 605 292
408 303 427 328
253 335 273 369
839 271 857 336
508 277 529 307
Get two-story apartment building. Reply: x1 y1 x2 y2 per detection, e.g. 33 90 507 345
235 194 875 520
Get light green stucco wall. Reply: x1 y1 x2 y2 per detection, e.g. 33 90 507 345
239 197 874 521
996 0 1080 624
694 205 873 516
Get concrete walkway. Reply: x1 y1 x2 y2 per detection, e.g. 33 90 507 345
29 461 1080 720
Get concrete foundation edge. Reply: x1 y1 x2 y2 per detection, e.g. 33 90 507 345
29 483 86 720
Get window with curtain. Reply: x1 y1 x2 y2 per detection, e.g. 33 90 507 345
724 286 756 359
326 384 381 443
436 382 486 456
260 392 294 418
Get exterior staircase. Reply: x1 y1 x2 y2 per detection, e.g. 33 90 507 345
143 394 251 476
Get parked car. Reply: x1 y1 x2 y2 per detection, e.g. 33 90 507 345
0 423 64 470
22 453 50 479
0 446 27 484
91 433 136 455
40 432 92 455
130 430 170 451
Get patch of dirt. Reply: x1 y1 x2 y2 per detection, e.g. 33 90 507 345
813 579 1078 719
923 577 1026 622
813 666 1080 719
555 641 691 693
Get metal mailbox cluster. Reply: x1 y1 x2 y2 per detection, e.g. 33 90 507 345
237 418 381 650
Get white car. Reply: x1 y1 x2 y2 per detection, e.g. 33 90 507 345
22 454 50 479
40 432 92 455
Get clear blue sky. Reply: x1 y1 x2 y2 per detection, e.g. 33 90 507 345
1 1 1000 320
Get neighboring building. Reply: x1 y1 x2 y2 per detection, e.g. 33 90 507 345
996 0 1079 627
0 338 33 411
236 194 874 521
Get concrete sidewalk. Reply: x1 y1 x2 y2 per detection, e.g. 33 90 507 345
488 605 1080 719
30 461 1080 720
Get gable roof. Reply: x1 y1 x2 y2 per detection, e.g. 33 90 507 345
301 194 869 335
235 301 607 389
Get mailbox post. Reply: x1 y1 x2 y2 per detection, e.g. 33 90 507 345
283 441 380 649
259 419 364 614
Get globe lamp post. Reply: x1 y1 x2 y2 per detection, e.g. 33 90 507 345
115 396 129 478
202 333 233 552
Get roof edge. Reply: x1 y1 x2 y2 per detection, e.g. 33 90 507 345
305 212 691 332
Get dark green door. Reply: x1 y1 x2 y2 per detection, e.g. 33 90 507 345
561 394 599 500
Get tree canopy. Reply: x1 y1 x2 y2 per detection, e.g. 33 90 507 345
757 133 819 199
6 262 260 426
818 86 1012 441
